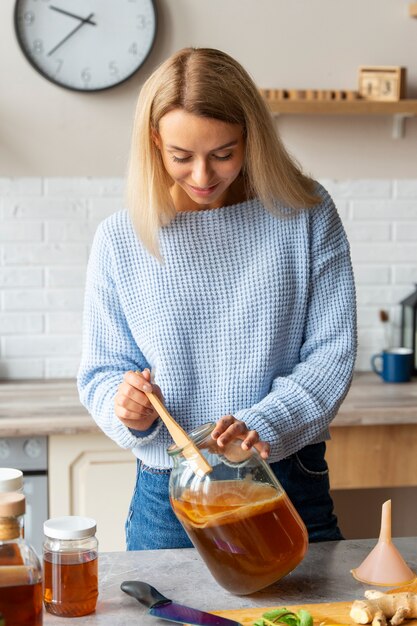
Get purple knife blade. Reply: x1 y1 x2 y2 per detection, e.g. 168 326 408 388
121 580 242 626
150 601 242 626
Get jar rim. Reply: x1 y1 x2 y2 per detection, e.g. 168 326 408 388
167 422 216 456
44 516 96 540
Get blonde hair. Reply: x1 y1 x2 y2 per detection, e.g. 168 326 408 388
126 47 320 258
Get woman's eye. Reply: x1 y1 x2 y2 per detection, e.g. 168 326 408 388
171 155 191 163
213 153 232 161
170 153 233 163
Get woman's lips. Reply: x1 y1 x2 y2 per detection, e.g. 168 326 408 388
188 183 219 197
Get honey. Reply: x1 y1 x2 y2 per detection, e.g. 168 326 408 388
43 551 98 617
171 480 308 594
0 580 42 626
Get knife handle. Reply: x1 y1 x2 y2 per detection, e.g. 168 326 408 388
121 580 171 608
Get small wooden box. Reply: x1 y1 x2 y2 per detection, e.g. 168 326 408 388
358 66 406 101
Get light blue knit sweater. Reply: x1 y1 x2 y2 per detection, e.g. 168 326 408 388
77 185 357 469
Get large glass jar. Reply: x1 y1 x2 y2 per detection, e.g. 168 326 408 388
168 422 308 595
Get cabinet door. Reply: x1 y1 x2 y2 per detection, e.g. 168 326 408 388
49 433 136 551
327 424 417 489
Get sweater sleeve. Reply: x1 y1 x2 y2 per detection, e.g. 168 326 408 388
235 191 357 462
77 222 163 449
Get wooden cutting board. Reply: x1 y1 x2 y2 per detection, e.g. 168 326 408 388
210 600 381 626
210 600 417 626
207 580 417 626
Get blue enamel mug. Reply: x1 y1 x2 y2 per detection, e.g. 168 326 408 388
371 348 413 383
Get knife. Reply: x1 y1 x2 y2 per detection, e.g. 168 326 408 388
121 580 242 626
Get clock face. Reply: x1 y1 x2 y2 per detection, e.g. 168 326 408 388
14 0 157 92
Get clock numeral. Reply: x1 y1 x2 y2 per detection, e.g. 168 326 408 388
32 39 44 55
109 62 119 77
55 59 63 75
137 14 146 29
129 43 138 55
23 11 35 25
81 67 92 83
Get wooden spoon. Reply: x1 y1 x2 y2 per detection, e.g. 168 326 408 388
144 391 212 477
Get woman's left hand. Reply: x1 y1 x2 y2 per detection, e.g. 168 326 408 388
211 415 270 459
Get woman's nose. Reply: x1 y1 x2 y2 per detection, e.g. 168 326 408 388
192 159 212 187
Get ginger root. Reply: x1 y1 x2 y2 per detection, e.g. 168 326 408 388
350 591 417 626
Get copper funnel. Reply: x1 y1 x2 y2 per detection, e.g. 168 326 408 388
351 500 416 586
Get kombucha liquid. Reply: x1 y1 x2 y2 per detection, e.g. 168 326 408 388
171 480 308 594
43 551 98 617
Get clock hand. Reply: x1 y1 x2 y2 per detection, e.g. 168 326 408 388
49 6 97 26
47 12 95 56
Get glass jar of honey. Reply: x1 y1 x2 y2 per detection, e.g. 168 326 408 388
168 422 308 595
0 493 43 626
43 516 98 617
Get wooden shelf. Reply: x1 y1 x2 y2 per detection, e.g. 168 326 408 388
410 2 417 17
264 99 417 138
265 99 417 115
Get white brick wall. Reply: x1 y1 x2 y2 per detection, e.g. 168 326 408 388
0 178 124 378
320 178 417 371
1 177 416 379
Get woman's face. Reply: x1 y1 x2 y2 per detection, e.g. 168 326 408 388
154 108 245 211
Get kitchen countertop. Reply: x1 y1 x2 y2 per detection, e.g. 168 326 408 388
43 537 417 625
0 372 417 437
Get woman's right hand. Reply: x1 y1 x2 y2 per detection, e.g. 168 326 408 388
114 369 163 431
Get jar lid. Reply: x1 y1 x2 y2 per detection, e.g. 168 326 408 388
0 492 25 516
0 468 23 493
44 516 97 540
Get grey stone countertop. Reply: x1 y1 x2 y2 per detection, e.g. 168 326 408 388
43 537 417 625
1 372 417 437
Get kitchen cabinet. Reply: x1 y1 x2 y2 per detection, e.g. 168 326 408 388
325 375 417 490
48 432 136 552
327 424 417 489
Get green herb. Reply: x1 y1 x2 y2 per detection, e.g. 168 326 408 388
298 610 314 626
254 607 314 626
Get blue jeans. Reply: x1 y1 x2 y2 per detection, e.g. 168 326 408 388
270 442 343 543
125 461 192 550
125 442 343 551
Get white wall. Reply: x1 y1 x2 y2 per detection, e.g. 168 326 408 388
1 0 417 177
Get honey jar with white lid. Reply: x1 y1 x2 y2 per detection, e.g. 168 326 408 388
43 515 99 617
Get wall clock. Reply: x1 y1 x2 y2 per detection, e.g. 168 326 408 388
14 0 157 92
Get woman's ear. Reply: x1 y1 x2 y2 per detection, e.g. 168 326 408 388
151 128 161 150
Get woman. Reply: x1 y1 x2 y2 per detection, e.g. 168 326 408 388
78 47 357 550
